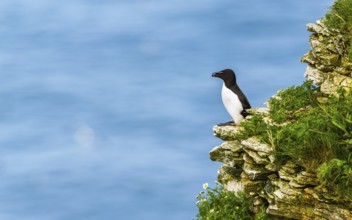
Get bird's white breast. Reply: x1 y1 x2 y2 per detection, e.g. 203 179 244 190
221 83 244 124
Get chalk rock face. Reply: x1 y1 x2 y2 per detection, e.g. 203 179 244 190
301 20 352 94
210 106 352 219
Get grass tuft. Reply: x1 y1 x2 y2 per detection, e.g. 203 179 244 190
318 158 352 200
195 184 271 220
268 81 320 123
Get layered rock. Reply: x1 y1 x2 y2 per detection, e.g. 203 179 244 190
301 20 352 94
211 115 352 219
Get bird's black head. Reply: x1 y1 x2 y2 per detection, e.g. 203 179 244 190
212 69 236 83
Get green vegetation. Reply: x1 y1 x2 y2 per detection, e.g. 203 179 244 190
324 0 352 59
324 0 352 32
195 184 270 220
235 80 352 199
318 158 352 200
269 81 332 169
201 82 352 217
268 81 319 123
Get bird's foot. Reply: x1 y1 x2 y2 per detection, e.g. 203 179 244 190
216 121 236 126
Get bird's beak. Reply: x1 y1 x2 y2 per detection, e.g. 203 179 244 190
212 72 221 77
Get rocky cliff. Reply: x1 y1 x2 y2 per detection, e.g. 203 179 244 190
209 1 352 219
211 122 352 219
301 20 352 94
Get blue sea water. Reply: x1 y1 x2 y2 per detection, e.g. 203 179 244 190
0 0 334 219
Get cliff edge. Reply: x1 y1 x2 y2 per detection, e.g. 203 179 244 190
204 0 352 219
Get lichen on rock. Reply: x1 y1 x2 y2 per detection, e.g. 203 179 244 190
301 3 352 94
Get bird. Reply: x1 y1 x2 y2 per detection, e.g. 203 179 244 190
212 69 251 125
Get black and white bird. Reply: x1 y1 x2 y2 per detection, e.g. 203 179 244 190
212 69 251 125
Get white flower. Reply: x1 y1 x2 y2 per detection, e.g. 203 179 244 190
202 183 209 190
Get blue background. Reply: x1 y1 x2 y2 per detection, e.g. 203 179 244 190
0 0 333 219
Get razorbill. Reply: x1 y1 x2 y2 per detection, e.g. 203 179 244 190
212 69 251 125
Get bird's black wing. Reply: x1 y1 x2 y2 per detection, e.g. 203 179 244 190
230 85 251 110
